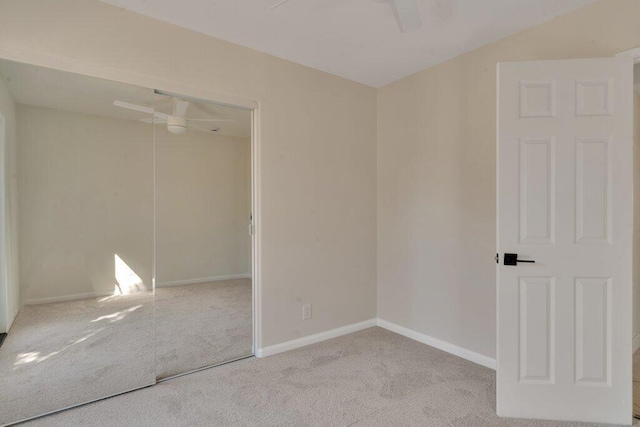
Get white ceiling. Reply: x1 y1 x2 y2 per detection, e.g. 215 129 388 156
0 59 251 138
99 0 596 87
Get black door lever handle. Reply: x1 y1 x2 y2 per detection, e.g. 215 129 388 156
504 253 535 266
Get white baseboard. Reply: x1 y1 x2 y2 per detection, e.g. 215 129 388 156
25 275 252 304
156 274 251 288
26 291 114 305
256 318 496 370
376 318 497 370
633 333 640 353
256 318 377 358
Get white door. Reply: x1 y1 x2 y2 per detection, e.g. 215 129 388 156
497 57 633 425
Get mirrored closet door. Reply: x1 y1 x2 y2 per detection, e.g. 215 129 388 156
0 58 255 425
153 92 253 380
0 60 156 425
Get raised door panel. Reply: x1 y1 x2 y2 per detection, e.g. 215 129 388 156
519 138 555 244
575 277 612 386
519 277 555 384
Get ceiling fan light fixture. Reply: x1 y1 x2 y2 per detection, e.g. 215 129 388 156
167 116 187 135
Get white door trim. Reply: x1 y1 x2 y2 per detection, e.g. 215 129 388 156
0 113 7 334
251 102 262 355
617 47 640 63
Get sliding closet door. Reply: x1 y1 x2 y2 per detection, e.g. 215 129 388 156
0 59 156 424
154 92 253 379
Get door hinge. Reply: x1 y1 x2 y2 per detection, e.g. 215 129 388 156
496 253 499 264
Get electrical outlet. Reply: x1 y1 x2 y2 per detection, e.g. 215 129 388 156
302 303 312 320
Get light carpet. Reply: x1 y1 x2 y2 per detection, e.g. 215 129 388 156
22 327 613 426
0 292 155 426
155 279 253 379
1 278 253 426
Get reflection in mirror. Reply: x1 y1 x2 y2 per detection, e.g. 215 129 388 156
0 59 155 424
153 92 253 379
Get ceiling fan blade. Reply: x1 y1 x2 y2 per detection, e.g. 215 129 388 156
139 117 167 124
187 118 236 122
173 98 189 117
189 122 218 133
270 0 291 9
153 97 173 108
113 100 155 114
389 0 422 33
115 100 169 120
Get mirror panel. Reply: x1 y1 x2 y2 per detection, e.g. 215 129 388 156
154 92 253 379
0 58 255 423
0 60 155 424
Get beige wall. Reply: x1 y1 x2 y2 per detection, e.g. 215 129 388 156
0 0 377 347
155 129 251 285
17 105 154 303
0 69 19 330
377 0 640 359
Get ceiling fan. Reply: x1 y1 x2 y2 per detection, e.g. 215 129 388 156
113 97 235 135
270 0 422 33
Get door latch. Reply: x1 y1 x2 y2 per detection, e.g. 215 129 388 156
504 253 535 266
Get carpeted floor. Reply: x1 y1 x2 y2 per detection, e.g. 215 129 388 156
0 292 155 426
20 327 614 426
0 279 253 426
155 279 253 379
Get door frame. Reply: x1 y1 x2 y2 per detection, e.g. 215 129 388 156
496 52 638 423
0 45 264 353
617 47 640 63
0 112 8 334
618 45 640 420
